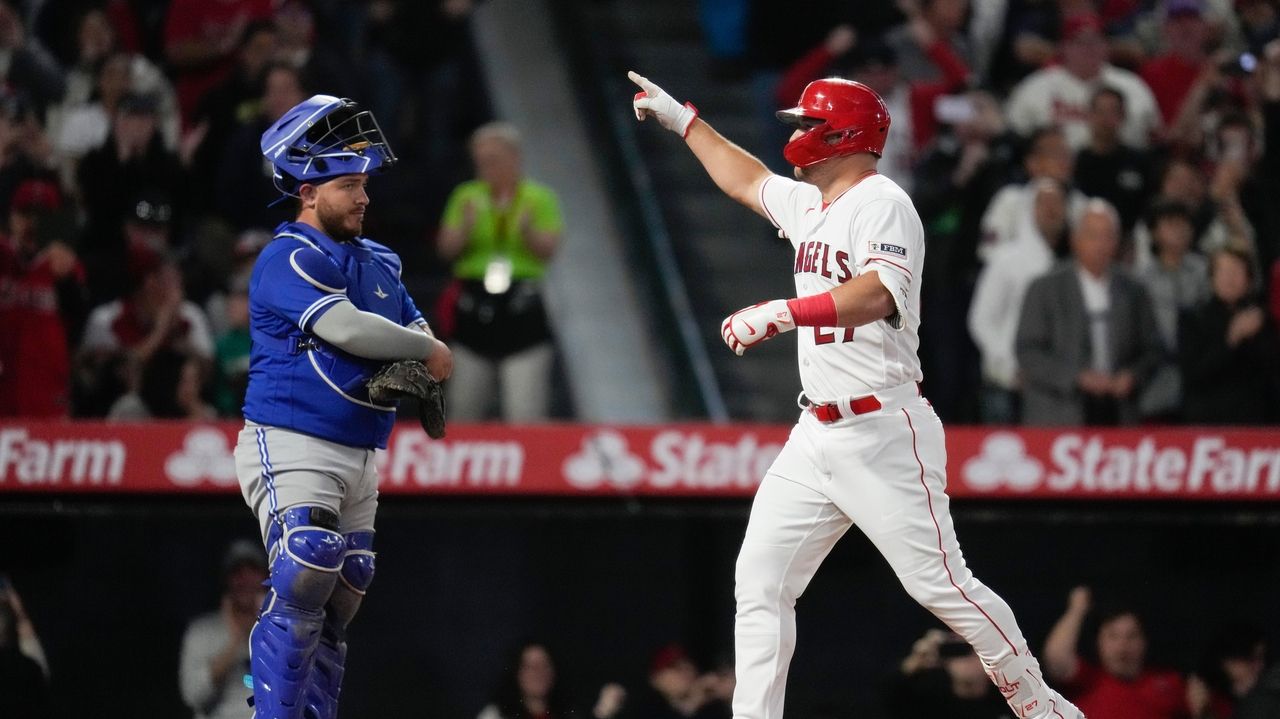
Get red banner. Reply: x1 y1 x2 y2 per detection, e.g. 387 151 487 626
1 421 1278 500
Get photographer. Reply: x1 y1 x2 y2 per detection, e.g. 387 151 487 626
883 628 1013 719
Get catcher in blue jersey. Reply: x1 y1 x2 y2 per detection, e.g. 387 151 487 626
232 95 453 719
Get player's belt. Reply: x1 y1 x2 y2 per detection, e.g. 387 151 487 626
800 382 922 423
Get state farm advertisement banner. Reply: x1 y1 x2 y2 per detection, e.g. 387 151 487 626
1 421 1278 500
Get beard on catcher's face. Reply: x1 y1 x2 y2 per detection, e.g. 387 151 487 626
317 199 364 241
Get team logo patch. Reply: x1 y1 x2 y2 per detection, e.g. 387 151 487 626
870 242 908 258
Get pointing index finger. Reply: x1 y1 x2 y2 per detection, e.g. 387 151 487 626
627 70 656 94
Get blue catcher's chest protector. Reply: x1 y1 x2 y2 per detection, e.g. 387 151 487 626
243 221 423 449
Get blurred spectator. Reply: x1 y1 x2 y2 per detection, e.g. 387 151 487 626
0 577 52 719
162 0 273 124
83 185 176 305
203 227 268 338
1136 202 1211 421
272 0 356 97
211 271 251 418
1043 586 1186 719
1140 0 1213 127
627 644 715 719
437 122 562 422
1237 662 1280 719
0 0 67 117
1131 155 1247 272
48 8 178 160
0 91 59 220
187 19 278 209
693 653 733 719
980 126 1086 261
51 52 133 167
777 11 971 188
1187 623 1268 719
1074 86 1153 234
968 178 1069 424
1005 13 1161 150
1179 246 1280 423
178 540 267 719
0 178 88 418
214 62 309 231
34 0 144 67
76 91 183 249
478 641 626 719
107 346 215 420
78 254 214 416
1210 112 1280 284
1016 200 1163 426
887 0 972 83
1236 0 1280 55
884 628 1013 719
362 0 481 164
912 89 1018 421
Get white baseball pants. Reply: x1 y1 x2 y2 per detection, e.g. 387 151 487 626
733 389 1076 719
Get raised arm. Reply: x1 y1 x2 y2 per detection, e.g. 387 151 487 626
629 71 773 217
1043 586 1090 683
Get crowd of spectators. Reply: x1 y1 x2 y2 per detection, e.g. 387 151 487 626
734 0 1280 425
0 0 490 422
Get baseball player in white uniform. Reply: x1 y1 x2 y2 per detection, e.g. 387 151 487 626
630 71 1084 719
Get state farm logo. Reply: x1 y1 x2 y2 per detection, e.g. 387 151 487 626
564 431 646 489
563 430 782 491
963 432 1043 492
959 432 1280 495
165 427 237 486
0 428 125 485
379 432 524 488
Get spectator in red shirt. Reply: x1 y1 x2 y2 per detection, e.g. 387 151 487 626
162 0 272 124
0 179 87 418
1140 0 1211 127
1044 586 1189 719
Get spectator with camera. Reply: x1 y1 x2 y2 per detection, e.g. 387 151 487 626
1044 586 1186 719
884 628 1013 719
178 541 268 719
436 121 562 422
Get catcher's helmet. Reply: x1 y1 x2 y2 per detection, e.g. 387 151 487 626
776 79 890 167
260 95 396 198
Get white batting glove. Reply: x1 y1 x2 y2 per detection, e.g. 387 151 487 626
628 71 699 138
721 300 795 356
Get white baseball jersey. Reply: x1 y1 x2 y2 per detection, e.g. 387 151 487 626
757 172 924 402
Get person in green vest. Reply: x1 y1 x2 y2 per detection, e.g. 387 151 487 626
437 122 563 420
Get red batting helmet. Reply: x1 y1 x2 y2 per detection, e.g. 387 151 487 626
776 78 891 167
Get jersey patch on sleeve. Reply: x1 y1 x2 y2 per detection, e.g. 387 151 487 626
868 241 908 258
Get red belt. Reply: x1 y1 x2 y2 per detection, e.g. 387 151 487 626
804 383 921 424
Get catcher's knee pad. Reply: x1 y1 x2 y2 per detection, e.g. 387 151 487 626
338 531 375 595
251 506 346 719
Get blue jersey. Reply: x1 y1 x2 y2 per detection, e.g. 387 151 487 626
242 221 427 449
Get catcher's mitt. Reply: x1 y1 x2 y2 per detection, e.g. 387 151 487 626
366 360 446 438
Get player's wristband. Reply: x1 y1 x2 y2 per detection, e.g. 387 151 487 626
786 292 839 327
